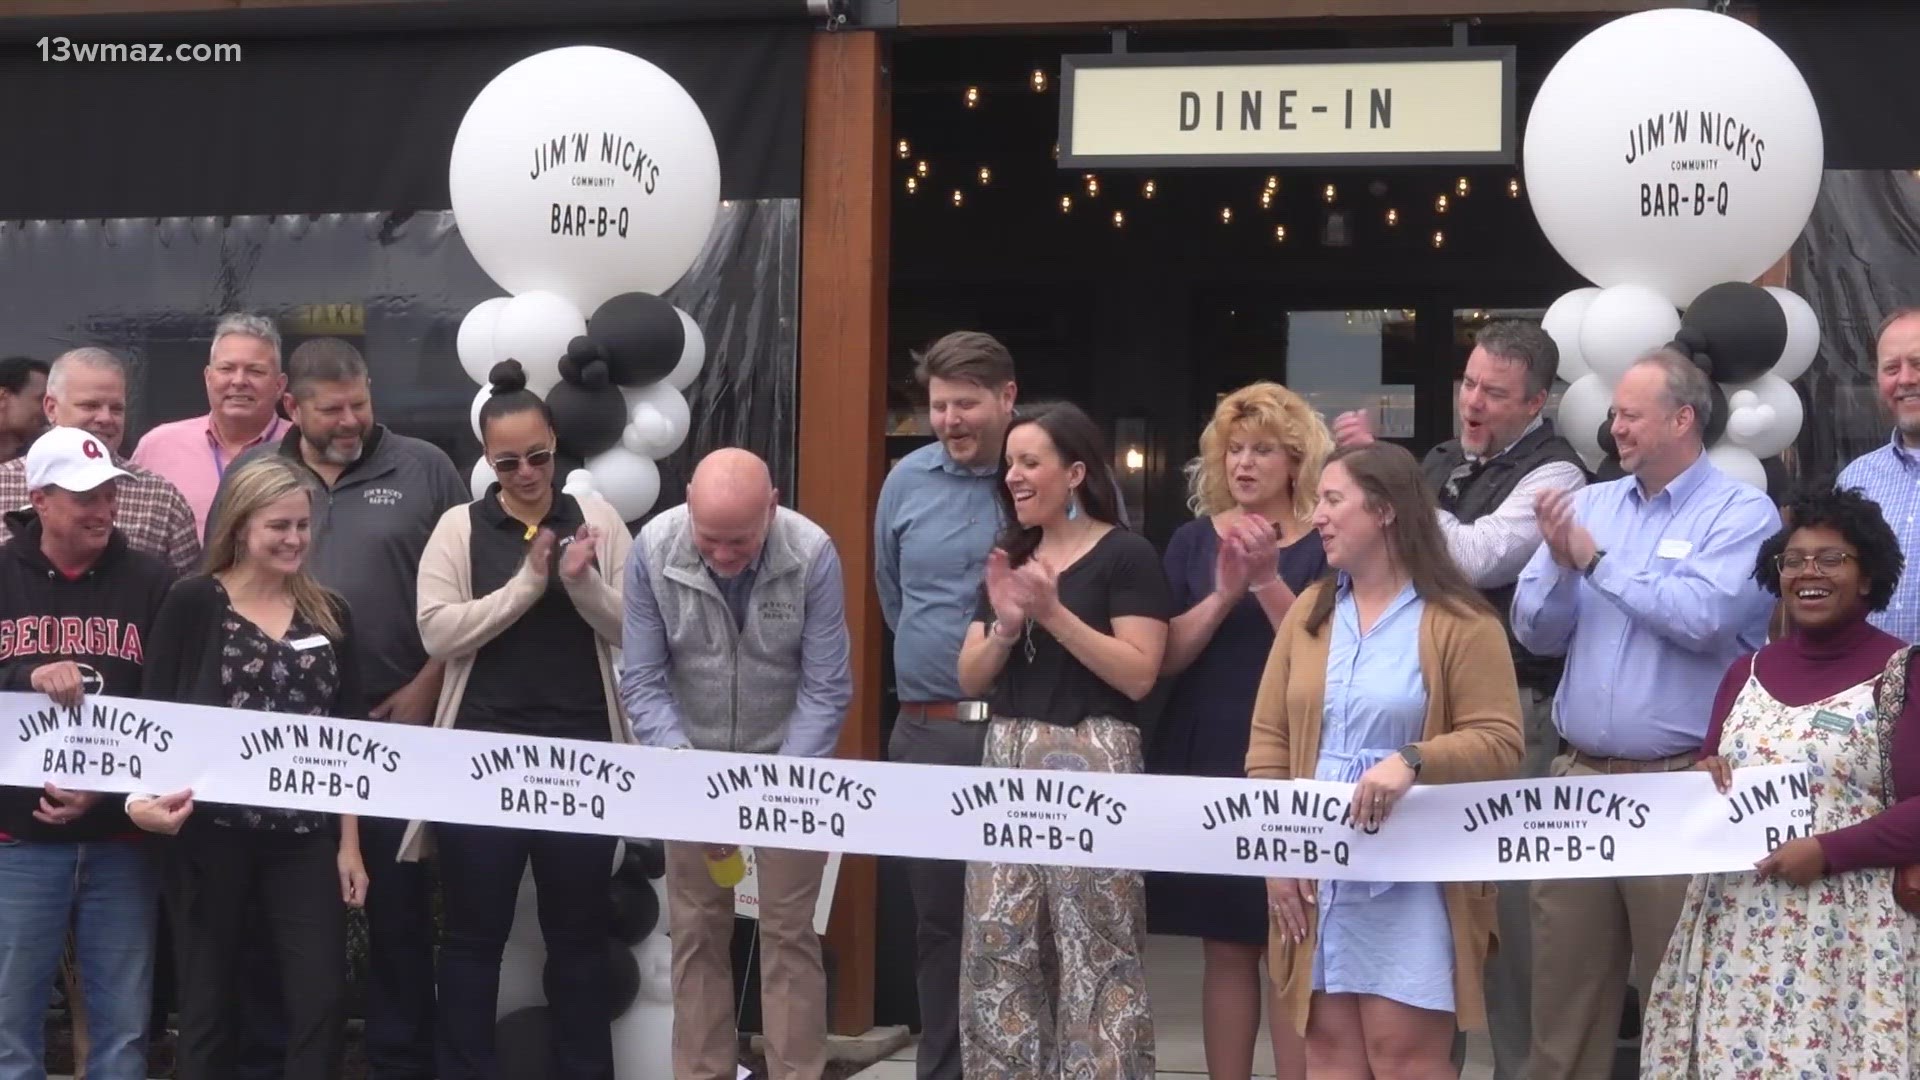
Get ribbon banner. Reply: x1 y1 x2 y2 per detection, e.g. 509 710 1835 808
0 694 1812 882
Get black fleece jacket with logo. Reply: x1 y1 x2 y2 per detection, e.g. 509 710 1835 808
0 510 174 841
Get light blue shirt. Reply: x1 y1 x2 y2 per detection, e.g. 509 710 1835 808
1837 432 1920 643
620 541 852 758
1511 452 1780 760
874 441 1004 703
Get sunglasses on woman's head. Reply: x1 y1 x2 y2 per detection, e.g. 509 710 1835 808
490 448 555 474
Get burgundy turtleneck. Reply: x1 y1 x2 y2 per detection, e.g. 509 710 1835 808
1702 611 1920 874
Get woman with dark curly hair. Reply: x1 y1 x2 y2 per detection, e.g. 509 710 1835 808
1641 487 1920 1077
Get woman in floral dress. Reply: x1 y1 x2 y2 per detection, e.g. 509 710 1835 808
1642 488 1920 1077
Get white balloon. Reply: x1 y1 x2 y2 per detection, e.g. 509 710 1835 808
619 384 691 458
1555 373 1615 468
1522 9 1824 305
1766 286 1821 382
586 447 662 521
469 456 497 500
1541 287 1602 384
493 291 585 397
1578 284 1680 385
1727 389 1760 411
562 468 598 500
1725 406 1764 442
448 46 722 310
456 297 511 386
1706 442 1768 491
664 308 707 392
1724 373 1804 459
469 384 491 442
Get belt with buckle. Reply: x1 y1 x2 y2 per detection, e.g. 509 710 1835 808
899 700 990 724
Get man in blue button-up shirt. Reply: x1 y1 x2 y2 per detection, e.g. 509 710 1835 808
1836 306 1920 642
873 331 1016 1080
1512 348 1779 1080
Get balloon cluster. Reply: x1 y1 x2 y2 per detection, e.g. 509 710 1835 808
448 45 722 522
1523 9 1825 495
496 839 674 1080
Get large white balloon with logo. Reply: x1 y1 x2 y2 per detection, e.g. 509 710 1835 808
449 45 722 311
1523 9 1823 306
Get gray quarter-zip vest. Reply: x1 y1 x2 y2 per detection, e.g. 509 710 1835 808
639 504 830 754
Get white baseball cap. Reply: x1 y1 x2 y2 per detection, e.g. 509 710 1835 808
26 427 131 494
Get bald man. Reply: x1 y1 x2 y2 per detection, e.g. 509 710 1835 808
619 448 852 1080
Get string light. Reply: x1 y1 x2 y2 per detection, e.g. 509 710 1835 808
904 176 919 195
1220 206 1234 224
951 189 965 207
1385 208 1399 226
965 86 980 108
1455 176 1471 197
1434 193 1450 213
915 160 930 178
1431 229 1446 249
977 166 992 186
1322 183 1337 204
1259 189 1274 209
1507 177 1522 198
1265 175 1280 192
1085 173 1100 197
1052 142 1060 161
1141 179 1157 199
1059 194 1073 213
896 139 911 159
1274 224 1288 243
1031 69 1049 92
1112 209 1125 228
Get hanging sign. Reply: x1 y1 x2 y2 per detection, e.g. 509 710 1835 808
1058 46 1516 169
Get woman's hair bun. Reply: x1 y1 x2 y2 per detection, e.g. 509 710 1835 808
487 359 528 394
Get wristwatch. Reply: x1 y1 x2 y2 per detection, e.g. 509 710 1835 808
1583 549 1606 577
1397 745 1424 778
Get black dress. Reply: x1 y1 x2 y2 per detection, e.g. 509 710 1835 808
1145 518 1327 944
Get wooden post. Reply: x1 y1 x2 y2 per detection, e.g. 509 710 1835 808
799 28 888 1036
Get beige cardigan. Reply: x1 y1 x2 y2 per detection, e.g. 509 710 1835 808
397 492 634 862
1246 580 1524 1035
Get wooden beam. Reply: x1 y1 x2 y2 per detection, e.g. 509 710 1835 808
799 27 888 1038
899 0 1697 28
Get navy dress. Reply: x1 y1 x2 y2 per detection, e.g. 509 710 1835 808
1146 517 1327 944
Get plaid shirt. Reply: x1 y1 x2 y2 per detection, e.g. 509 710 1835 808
0 452 201 576
1838 432 1920 643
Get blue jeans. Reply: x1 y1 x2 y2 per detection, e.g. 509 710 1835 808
0 838 157 1080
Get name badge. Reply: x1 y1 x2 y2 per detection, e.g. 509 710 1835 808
286 634 331 652
1656 538 1694 559
1811 709 1857 735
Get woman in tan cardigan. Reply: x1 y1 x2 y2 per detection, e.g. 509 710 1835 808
1247 442 1522 1079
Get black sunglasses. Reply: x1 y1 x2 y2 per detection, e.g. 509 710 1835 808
490 448 555 474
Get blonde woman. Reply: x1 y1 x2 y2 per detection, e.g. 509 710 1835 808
1147 381 1330 1080
130 455 367 1080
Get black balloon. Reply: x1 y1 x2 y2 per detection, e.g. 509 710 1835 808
624 837 667 880
546 356 627 459
1703 379 1729 446
586 292 684 388
610 871 660 944
1594 456 1628 483
495 1007 551 1080
1597 417 1616 459
1672 282 1787 386
607 938 642 1016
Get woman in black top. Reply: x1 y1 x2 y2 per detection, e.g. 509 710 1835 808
128 455 366 1080
955 402 1174 1080
409 361 631 1080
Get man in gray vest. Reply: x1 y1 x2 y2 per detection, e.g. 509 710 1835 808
620 447 853 1080
1336 320 1588 1080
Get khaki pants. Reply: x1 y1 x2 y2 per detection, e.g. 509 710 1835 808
665 842 828 1080
1526 751 1692 1080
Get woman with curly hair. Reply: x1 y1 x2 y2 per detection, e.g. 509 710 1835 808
1642 487 1920 1077
1147 381 1331 1080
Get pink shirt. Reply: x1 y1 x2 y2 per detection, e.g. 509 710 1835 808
130 412 286 535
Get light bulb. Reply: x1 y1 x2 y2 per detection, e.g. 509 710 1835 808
1259 190 1273 209
1112 209 1125 228
1265 175 1279 191
1431 229 1446 249
1031 69 1048 92
1507 177 1522 198
977 166 992 185
1059 194 1073 213
950 189 964 207
1385 208 1399 226
1220 206 1233 224
1322 183 1337 204
1455 176 1471 197
1085 174 1100 197
896 139 910 159
1124 447 1145 471
965 86 980 108
1142 179 1157 199
916 160 930 178
1274 224 1287 243
905 176 918 194
1435 193 1450 213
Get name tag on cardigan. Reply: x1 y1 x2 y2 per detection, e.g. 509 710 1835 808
1811 709 1857 734
287 635 330 652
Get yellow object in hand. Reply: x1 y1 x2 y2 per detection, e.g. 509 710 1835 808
706 847 746 888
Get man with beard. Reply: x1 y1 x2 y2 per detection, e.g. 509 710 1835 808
1838 307 1920 643
1333 320 1587 1079
871 331 1019 1080
213 336 467 1080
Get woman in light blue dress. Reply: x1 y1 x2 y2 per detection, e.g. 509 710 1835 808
1247 442 1523 1078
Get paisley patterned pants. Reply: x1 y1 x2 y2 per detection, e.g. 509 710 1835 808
959 715 1154 1080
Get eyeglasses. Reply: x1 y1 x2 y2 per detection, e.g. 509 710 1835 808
490 448 555 474
1776 550 1856 574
